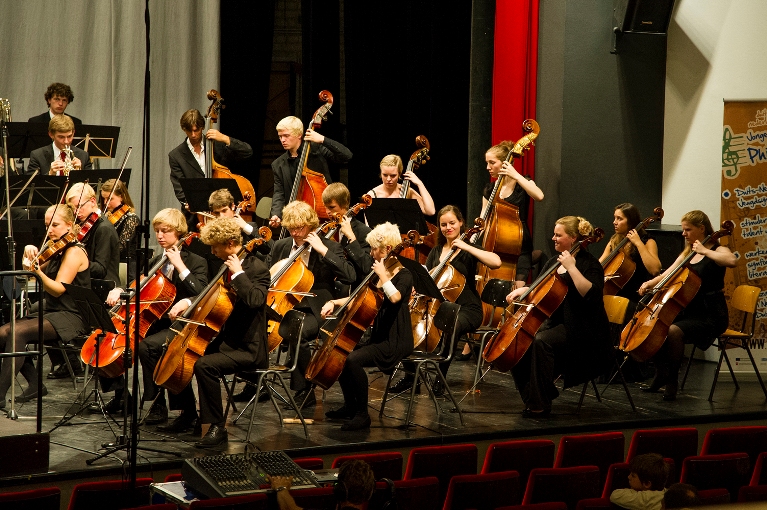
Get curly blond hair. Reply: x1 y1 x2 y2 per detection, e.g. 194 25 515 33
556 215 594 240
200 217 242 246
281 201 319 230
366 221 401 250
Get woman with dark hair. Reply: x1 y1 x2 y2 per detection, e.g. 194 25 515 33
638 210 737 401
101 179 140 281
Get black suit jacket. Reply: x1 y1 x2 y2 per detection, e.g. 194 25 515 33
147 248 209 305
266 236 356 320
339 217 373 289
28 111 82 125
26 144 92 175
269 136 352 218
82 217 121 285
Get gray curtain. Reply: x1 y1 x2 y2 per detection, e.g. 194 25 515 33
0 0 221 246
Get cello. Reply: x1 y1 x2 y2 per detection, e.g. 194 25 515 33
306 241 409 390
397 135 436 264
265 216 341 351
284 90 334 224
618 221 734 362
483 227 604 372
602 207 664 295
204 90 257 222
153 228 272 394
79 233 199 378
475 119 540 327
410 220 485 352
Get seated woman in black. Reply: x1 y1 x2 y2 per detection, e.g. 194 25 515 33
101 178 140 281
0 204 90 408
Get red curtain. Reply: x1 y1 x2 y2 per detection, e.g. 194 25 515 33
492 0 539 180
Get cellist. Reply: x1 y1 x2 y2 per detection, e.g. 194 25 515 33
269 116 352 228
320 222 414 431
132 209 208 429
0 204 90 410
505 216 612 417
389 205 501 395
637 210 736 401
265 200 356 409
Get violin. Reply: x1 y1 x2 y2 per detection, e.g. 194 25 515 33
106 204 131 225
618 221 734 362
284 90 333 225
602 207 664 296
76 211 101 242
36 231 79 266
475 119 539 327
79 233 200 378
306 241 409 390
483 227 604 372
154 228 272 394
204 90 257 222
410 220 484 352
265 216 341 351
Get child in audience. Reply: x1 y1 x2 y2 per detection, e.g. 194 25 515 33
610 453 669 510
663 483 700 509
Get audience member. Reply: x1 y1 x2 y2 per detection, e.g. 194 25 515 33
663 483 700 509
610 453 668 510
270 459 376 510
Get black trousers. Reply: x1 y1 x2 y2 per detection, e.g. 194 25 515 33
194 348 254 426
338 345 380 417
137 327 195 414
511 324 567 411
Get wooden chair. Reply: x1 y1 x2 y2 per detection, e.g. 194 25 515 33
680 284 767 401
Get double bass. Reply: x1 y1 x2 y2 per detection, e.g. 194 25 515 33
153 228 272 394
483 228 604 372
410 220 485 352
602 207 664 296
619 221 734 362
306 241 409 390
475 119 540 327
204 90 257 222
79 233 199 378
398 135 436 264
284 90 334 223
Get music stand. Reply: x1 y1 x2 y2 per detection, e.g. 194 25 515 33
364 198 430 234
178 177 243 213
396 255 444 300
0 174 67 213
71 124 121 162
68 169 132 199
1 122 51 159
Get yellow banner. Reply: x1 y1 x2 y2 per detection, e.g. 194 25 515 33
721 101 767 372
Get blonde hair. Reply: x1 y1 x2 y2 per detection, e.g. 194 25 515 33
681 210 714 256
152 208 188 236
48 114 75 134
46 204 76 225
486 140 515 161
366 222 401 250
281 201 320 230
322 182 350 210
556 215 594 240
276 116 304 137
379 154 403 176
101 179 135 212
66 182 96 203
209 189 235 211
200 217 242 247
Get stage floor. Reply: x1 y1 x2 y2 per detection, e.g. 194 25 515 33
1 353 766 486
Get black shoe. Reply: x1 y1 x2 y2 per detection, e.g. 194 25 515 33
521 408 551 418
390 376 418 394
453 351 472 362
47 364 83 379
144 402 168 425
157 412 198 433
195 424 228 448
14 385 48 403
641 366 668 393
341 413 371 431
103 393 132 415
233 384 257 402
663 381 678 401
284 388 316 410
325 405 356 420
431 380 445 397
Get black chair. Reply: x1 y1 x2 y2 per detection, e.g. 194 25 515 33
380 301 464 427
467 279 513 390
227 309 310 442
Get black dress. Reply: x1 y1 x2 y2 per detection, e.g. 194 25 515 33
43 243 92 342
111 209 140 281
483 179 533 281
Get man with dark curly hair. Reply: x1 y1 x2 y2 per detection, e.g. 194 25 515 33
28 82 82 125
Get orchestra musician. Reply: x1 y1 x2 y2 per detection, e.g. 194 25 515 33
129 209 208 428
268 116 352 228
505 216 612 416
265 201 356 408
101 179 141 280
168 109 253 231
366 154 436 216
26 115 92 176
322 182 373 288
0 204 90 409
389 205 501 395
321 222 414 431
192 217 271 448
27 82 82 125
637 210 737 401
208 188 272 259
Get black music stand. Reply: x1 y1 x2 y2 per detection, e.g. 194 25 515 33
71 124 121 162
396 255 444 300
1 122 51 159
1 174 67 214
364 198 431 234
179 177 243 213
68 169 132 199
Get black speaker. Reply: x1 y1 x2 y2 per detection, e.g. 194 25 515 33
614 0 676 34
0 432 49 477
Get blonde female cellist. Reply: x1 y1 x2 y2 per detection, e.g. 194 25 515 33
367 154 436 216
320 222 414 431
637 210 736 401
390 205 500 395
504 216 612 416
0 204 90 408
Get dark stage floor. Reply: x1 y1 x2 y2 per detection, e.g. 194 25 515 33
1 352 766 487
